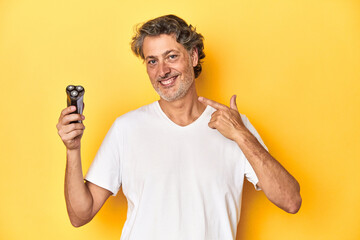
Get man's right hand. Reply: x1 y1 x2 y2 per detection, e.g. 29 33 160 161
56 105 85 150
57 104 112 227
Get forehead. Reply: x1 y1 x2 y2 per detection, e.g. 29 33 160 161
142 34 187 58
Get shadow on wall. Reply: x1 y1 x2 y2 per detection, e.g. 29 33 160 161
237 180 262 239
96 188 128 236
196 50 224 101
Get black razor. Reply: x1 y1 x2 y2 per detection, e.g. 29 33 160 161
66 85 85 123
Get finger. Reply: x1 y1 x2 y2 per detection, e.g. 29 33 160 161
61 123 85 135
57 114 84 131
60 106 77 120
58 123 84 138
230 95 238 111
61 113 85 125
198 96 228 110
208 120 217 129
62 130 84 141
211 109 231 121
61 114 84 125
211 110 219 118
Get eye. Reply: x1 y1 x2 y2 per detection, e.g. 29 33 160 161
147 59 157 65
168 54 178 60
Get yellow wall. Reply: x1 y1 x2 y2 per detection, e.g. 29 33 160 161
1 0 359 239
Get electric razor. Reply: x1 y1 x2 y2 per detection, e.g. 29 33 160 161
66 85 85 123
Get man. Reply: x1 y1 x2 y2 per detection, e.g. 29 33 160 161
57 15 301 239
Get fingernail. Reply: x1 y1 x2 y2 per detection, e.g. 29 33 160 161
71 106 76 111
82 115 85 120
198 96 203 101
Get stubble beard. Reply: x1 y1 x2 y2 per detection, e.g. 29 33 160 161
154 65 195 102
156 76 193 102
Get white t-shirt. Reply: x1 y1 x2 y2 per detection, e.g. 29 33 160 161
85 101 267 240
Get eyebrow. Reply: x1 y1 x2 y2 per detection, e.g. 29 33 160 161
145 49 179 60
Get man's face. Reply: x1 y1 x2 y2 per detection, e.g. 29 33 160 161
142 34 198 102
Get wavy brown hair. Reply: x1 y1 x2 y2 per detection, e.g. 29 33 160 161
131 15 205 78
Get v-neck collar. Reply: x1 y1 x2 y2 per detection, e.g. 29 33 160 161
154 101 212 129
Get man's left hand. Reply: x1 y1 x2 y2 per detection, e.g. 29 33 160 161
198 95 248 142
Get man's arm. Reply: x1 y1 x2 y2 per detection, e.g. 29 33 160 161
198 95 302 214
57 106 112 227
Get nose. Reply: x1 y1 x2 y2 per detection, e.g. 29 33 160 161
158 61 171 79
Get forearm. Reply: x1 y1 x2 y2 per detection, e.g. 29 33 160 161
65 148 94 226
236 129 302 213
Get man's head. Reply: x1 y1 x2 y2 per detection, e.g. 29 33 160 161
131 15 205 79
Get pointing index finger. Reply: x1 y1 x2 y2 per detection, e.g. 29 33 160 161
198 96 228 110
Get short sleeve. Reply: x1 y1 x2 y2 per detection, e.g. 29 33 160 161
241 114 268 191
85 119 122 196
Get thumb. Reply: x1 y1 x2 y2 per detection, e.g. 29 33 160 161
230 95 238 111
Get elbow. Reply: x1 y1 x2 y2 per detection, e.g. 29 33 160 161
71 221 84 228
69 218 84 228
286 179 302 214
66 202 93 228
286 194 302 214
68 214 91 228
70 218 88 228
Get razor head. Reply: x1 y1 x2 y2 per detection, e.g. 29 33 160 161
66 85 75 91
66 85 85 117
70 90 79 97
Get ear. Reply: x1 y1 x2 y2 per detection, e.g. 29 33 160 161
191 47 199 67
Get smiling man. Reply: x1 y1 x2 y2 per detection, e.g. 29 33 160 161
143 34 196 102
57 15 301 240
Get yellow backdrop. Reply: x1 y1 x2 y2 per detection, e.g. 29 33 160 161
1 0 359 239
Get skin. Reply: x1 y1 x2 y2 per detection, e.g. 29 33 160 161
142 34 206 125
57 32 301 227
56 106 112 227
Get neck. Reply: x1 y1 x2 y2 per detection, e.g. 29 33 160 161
158 83 206 126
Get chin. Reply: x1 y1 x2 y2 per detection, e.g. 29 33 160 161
156 80 193 102
159 91 186 102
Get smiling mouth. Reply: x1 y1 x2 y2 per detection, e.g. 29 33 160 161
159 75 178 87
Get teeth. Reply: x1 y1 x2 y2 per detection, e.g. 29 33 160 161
161 76 176 85
162 79 173 84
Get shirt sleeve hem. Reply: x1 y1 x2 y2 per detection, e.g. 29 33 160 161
84 176 119 196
